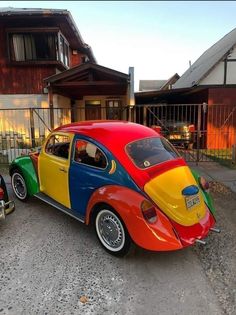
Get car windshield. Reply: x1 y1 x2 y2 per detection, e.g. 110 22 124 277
126 137 181 169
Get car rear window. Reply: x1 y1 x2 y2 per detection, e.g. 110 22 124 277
126 137 180 169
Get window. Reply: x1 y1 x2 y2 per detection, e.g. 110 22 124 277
59 34 69 67
126 137 180 169
8 31 69 67
74 140 107 169
106 100 122 120
45 135 70 159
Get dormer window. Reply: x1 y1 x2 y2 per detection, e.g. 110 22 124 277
7 28 69 68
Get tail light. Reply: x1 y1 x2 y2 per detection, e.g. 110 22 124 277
141 200 157 224
0 187 4 199
199 176 210 192
151 125 162 136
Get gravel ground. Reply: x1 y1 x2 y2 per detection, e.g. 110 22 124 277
0 168 235 315
193 181 236 315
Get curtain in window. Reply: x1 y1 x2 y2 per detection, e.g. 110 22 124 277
47 35 56 59
12 34 25 61
24 35 36 60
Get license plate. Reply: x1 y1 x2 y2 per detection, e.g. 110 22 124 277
185 194 200 209
169 135 181 139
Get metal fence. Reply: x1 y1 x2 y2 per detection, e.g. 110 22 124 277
134 103 236 165
0 104 235 165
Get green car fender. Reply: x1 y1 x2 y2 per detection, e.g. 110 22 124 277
9 156 39 196
191 168 216 217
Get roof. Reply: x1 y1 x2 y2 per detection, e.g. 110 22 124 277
44 63 129 97
173 28 236 89
55 120 157 146
139 80 167 91
44 62 129 83
139 73 180 92
0 7 96 63
54 120 185 187
0 7 65 14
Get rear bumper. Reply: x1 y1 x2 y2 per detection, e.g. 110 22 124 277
170 206 216 247
0 200 15 220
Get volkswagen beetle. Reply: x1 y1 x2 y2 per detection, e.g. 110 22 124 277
9 121 219 256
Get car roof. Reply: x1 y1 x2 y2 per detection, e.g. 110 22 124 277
54 120 185 188
54 120 159 148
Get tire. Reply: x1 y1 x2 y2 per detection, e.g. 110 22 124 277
94 206 131 257
11 170 28 201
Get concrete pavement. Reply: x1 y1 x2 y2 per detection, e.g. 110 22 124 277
188 161 236 193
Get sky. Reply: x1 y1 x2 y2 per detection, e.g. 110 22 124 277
1 1 236 91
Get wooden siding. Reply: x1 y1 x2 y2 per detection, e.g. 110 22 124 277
207 88 236 149
0 24 83 94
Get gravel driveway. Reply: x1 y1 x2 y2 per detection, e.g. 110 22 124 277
0 173 235 315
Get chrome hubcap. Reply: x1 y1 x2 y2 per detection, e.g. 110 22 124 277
96 210 125 251
13 174 26 198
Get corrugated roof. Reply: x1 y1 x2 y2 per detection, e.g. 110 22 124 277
173 28 236 89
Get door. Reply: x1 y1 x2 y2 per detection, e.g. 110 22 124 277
69 137 109 216
85 100 101 120
38 132 74 208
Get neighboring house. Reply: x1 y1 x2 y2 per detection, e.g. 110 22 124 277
0 7 132 135
135 28 236 149
139 73 179 92
172 27 236 106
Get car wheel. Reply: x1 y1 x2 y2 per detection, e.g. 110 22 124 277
11 170 28 201
95 207 131 257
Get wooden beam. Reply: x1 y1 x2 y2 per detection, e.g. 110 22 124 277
53 81 127 87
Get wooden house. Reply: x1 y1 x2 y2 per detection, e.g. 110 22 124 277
0 8 132 130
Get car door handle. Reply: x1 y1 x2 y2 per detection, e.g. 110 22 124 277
59 167 67 173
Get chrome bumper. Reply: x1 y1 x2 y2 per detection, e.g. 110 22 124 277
0 200 15 220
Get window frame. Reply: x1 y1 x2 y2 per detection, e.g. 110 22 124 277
45 134 71 160
6 27 70 68
73 139 108 170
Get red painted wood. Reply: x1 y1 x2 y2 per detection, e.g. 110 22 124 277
207 88 236 149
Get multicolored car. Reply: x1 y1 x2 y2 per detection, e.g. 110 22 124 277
0 174 15 220
9 121 219 256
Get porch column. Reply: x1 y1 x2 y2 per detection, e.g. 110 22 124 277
48 85 54 130
128 67 135 122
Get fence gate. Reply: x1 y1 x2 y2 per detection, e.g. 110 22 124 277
133 103 236 164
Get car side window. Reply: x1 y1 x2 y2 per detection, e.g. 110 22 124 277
74 140 107 169
45 134 70 159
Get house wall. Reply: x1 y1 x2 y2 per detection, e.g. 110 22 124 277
199 62 224 85
226 62 236 84
0 25 57 94
0 23 83 95
208 87 236 105
200 46 236 86
226 45 236 84
0 94 48 109
207 88 236 149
